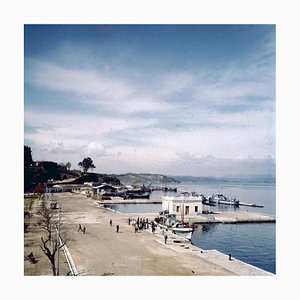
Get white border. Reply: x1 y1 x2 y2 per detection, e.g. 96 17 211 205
1 0 299 299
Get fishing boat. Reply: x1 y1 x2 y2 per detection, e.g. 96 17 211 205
171 223 194 240
154 211 195 240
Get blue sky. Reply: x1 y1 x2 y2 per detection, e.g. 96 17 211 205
24 24 275 177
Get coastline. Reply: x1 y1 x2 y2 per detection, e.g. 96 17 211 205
24 192 273 276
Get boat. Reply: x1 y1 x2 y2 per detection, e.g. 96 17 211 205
202 194 216 206
127 192 150 199
171 223 194 240
154 211 194 240
209 194 239 206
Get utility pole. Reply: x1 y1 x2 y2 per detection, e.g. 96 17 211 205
56 206 61 276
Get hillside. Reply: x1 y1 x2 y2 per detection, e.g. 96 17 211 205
173 175 276 184
24 162 121 192
111 173 180 186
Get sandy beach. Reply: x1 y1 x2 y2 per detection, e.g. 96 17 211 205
24 192 271 276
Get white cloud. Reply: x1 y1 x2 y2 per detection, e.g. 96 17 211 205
25 54 275 176
26 59 172 114
85 142 105 156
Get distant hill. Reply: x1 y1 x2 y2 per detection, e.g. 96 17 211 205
111 173 180 186
110 173 275 186
173 174 276 184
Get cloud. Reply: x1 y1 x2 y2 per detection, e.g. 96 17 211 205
25 59 172 114
168 154 275 177
24 40 275 177
85 142 105 156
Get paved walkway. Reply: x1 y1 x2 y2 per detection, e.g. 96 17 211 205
53 193 272 276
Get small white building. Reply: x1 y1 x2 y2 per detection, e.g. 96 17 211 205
161 195 203 216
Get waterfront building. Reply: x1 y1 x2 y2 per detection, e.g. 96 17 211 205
161 195 203 216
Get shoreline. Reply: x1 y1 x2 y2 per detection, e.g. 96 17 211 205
24 192 273 276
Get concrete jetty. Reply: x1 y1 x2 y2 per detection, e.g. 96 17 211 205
95 199 275 224
188 211 276 224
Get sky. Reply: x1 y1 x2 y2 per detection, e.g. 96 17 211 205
24 24 275 177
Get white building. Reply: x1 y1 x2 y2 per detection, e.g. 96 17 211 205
161 195 203 216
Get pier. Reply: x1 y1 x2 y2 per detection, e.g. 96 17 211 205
187 211 276 224
94 198 162 204
94 199 275 224
239 201 264 208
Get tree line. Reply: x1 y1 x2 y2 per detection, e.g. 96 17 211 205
24 145 96 192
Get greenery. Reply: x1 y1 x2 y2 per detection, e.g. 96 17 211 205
24 145 34 167
78 157 96 173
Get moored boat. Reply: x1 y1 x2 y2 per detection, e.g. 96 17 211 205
154 211 195 240
209 194 239 206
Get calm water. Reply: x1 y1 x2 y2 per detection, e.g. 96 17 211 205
105 181 276 274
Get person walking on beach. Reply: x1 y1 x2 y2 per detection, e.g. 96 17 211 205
164 234 168 244
110 219 112 226
116 224 119 233
128 217 131 225
83 226 86 234
78 224 82 232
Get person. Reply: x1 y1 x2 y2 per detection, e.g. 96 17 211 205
164 234 168 244
128 217 131 225
28 252 37 264
116 224 119 233
135 223 138 233
83 226 86 234
151 222 155 234
110 219 112 226
229 253 232 261
78 224 82 232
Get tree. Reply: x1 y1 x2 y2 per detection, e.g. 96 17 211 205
24 145 34 167
66 162 71 170
37 208 58 276
78 157 96 173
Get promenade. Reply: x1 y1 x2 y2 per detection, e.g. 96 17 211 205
24 192 273 276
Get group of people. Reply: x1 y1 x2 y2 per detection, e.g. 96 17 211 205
131 216 168 243
131 217 149 233
77 216 168 243
108 216 168 244
129 217 158 235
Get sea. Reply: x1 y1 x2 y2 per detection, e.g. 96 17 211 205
105 180 276 274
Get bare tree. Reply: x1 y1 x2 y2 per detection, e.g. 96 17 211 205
37 208 59 275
